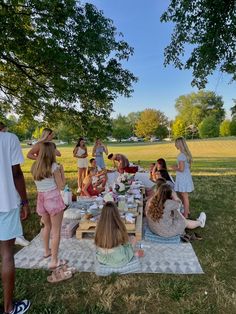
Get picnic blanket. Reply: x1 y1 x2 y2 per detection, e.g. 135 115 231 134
14 234 203 274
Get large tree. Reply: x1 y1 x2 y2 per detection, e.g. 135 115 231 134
231 99 236 120
161 0 236 88
135 109 168 139
174 90 225 129
0 0 137 123
112 114 132 142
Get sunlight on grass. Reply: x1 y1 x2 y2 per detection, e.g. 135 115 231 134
0 138 235 313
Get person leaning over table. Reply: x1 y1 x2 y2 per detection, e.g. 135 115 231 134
0 126 31 314
108 153 129 174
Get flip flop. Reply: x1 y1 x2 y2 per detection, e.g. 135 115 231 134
49 259 68 270
47 268 73 283
44 252 51 259
192 232 203 240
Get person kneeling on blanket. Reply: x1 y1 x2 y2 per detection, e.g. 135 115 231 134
95 202 134 268
145 184 206 238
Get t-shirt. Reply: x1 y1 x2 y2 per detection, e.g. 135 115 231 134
34 163 59 192
0 132 24 212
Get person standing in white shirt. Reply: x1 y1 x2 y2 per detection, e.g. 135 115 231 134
0 126 31 314
0 122 30 248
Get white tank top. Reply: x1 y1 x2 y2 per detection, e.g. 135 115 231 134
34 163 59 192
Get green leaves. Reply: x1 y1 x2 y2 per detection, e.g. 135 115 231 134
161 0 236 88
0 0 137 124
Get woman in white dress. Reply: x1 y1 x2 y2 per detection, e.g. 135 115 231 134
73 137 88 192
171 137 194 218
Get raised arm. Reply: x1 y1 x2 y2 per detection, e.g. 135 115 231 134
55 148 61 157
27 143 40 160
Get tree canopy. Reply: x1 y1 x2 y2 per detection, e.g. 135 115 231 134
0 0 137 122
161 0 236 88
135 109 168 139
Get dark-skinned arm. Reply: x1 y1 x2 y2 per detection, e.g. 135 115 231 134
12 164 29 220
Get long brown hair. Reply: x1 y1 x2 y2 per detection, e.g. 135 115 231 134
95 202 128 249
148 184 172 222
31 142 56 180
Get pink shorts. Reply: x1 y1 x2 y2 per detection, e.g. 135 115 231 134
37 188 65 216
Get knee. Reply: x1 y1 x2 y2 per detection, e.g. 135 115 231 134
1 250 14 265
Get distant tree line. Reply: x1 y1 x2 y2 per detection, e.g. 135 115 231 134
1 90 235 142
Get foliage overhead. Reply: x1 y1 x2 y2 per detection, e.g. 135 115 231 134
161 0 236 88
0 0 137 120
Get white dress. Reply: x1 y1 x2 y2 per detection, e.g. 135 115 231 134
76 147 88 168
174 153 194 193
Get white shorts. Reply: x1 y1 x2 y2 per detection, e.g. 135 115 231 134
0 207 23 241
77 158 88 168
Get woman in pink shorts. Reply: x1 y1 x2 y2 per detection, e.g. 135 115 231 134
31 142 66 269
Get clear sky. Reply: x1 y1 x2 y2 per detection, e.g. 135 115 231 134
86 0 235 120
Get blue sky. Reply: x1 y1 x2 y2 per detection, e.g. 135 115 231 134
86 0 235 120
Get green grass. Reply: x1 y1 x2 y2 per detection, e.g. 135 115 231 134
1 138 236 313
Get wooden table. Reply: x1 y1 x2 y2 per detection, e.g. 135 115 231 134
76 198 143 240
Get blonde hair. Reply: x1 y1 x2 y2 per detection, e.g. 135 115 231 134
38 128 53 143
31 142 56 180
148 184 172 222
95 202 128 249
175 137 193 164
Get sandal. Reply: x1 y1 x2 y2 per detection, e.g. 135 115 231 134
60 264 77 274
47 268 73 283
181 234 191 243
192 232 203 241
49 259 68 270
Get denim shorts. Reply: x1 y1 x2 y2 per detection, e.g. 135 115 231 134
37 188 65 216
0 207 22 241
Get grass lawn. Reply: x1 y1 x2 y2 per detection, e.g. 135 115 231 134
1 138 236 313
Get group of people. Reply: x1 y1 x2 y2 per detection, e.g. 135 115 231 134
73 137 131 196
0 124 206 313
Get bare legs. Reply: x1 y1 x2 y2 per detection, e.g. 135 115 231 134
1 239 15 313
180 192 190 218
185 219 201 229
41 210 64 268
78 167 86 190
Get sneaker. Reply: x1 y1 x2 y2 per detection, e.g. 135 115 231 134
7 300 31 314
197 212 206 228
15 236 30 247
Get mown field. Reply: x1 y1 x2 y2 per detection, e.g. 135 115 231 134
1 138 236 313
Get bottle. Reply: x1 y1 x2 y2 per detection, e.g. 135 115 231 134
63 185 72 205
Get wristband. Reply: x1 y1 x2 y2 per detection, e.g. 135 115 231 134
21 200 29 206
